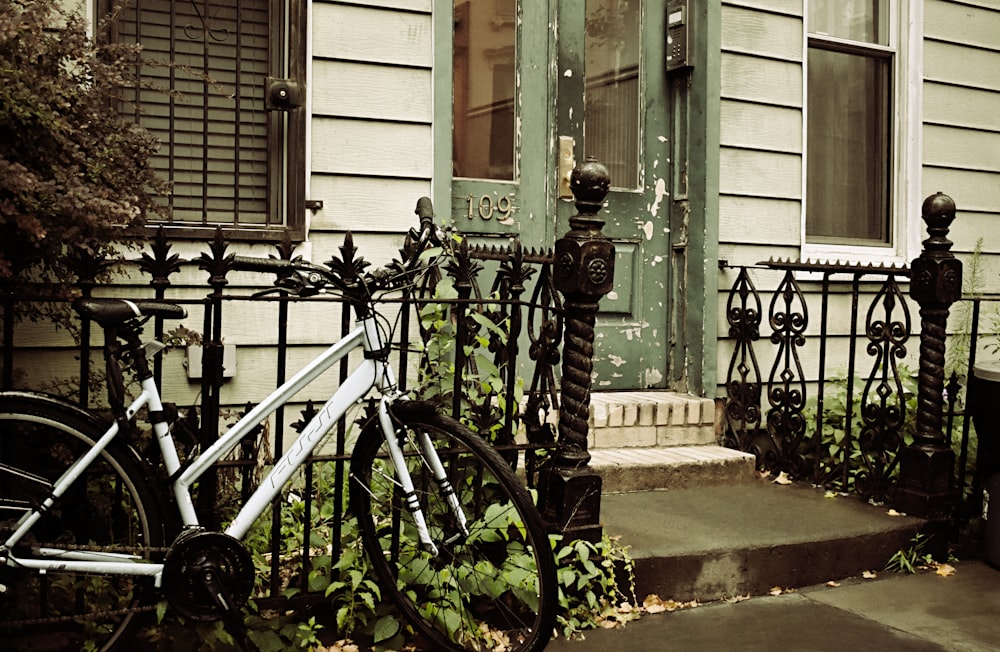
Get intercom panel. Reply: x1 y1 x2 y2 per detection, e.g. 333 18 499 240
666 0 691 71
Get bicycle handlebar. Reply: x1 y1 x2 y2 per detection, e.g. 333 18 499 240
231 255 294 274
231 197 437 298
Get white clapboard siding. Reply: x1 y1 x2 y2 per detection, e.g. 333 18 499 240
921 0 1000 296
718 1 804 265
924 41 1000 91
308 177 433 234
924 83 1000 131
720 101 802 153
721 53 802 107
925 0 1000 50
924 168 1000 215
719 197 801 248
924 126 1000 174
721 4 802 61
719 149 803 199
311 3 432 68
312 61 431 124
311 119 433 179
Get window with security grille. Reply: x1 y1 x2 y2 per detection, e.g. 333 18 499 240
103 0 306 239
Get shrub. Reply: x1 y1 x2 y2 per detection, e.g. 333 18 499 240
0 0 167 285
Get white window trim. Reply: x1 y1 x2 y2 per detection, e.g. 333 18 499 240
800 0 923 267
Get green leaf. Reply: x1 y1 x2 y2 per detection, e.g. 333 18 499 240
373 615 401 643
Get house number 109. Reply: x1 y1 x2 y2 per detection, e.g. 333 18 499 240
467 194 513 220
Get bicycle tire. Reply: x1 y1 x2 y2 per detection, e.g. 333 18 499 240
351 401 557 652
0 392 164 652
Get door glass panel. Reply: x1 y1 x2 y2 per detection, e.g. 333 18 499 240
452 1 516 181
585 0 641 190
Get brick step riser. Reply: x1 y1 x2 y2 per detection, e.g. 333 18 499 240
586 392 718 450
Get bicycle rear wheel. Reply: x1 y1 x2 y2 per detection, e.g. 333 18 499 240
351 401 557 652
0 392 164 652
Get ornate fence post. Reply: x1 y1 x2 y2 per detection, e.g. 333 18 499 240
537 159 614 543
895 192 961 524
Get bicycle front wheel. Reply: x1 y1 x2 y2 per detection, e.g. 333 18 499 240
351 401 557 652
0 392 164 652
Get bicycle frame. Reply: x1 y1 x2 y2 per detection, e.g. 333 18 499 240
4 309 456 581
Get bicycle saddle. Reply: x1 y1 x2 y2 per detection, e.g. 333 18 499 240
72 297 188 327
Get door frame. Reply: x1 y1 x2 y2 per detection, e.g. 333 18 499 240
432 0 720 397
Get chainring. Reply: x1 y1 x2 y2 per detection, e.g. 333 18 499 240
161 529 255 622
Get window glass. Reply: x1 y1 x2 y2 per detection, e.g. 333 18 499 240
452 1 516 181
809 0 888 45
806 48 891 244
585 0 641 190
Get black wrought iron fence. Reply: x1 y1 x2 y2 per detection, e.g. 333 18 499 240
722 195 999 526
0 226 564 599
722 259 917 503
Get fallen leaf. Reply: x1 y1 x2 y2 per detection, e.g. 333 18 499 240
887 509 905 517
723 594 751 604
642 595 667 613
773 471 793 485
862 570 878 579
935 563 956 577
825 580 841 587
769 586 784 596
825 490 837 498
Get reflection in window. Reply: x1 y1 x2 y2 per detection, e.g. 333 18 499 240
586 0 641 190
452 1 516 180
809 0 888 45
807 48 891 243
806 0 893 245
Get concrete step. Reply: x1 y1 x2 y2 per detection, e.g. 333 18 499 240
588 391 717 449
589 445 756 492
600 480 927 603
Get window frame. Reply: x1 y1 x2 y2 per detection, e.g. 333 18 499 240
96 0 308 243
801 0 922 266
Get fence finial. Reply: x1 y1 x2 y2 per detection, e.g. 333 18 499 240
895 192 961 528
538 159 614 543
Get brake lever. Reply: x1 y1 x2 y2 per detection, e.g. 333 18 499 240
251 287 291 299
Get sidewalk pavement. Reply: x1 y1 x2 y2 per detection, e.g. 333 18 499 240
546 559 1000 651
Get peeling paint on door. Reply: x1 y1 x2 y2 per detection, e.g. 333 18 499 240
641 220 654 240
644 367 664 386
649 177 667 217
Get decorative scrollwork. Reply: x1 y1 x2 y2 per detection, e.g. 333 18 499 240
764 270 809 477
855 277 911 503
724 267 763 453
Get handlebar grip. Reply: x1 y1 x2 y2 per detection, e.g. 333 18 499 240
231 255 293 273
414 196 434 228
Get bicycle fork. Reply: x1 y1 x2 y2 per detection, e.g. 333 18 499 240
377 398 469 557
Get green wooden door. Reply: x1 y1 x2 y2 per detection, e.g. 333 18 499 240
444 0 673 390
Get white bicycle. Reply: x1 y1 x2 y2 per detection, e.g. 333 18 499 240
0 198 557 652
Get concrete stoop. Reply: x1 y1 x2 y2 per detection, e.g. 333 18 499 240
599 481 927 604
576 392 920 606
589 446 756 492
